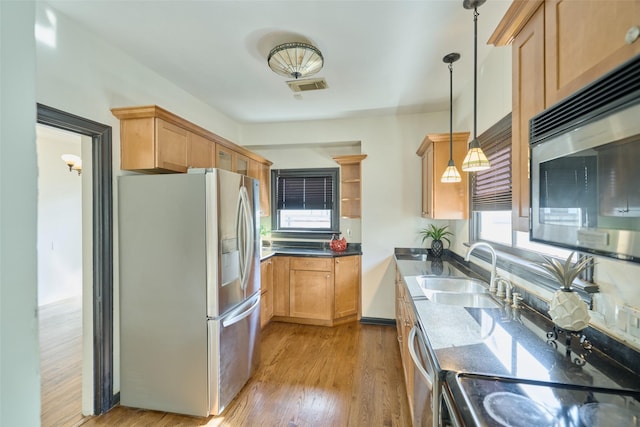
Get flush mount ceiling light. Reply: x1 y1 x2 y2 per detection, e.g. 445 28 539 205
461 0 490 172
268 42 324 79
441 52 462 184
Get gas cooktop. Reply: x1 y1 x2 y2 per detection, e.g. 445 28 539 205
449 372 640 426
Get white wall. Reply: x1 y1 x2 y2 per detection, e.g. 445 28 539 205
0 1 40 425
242 112 451 318
34 2 247 399
36 127 83 306
241 46 513 319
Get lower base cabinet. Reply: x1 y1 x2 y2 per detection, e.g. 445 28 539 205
271 255 361 326
260 258 274 329
396 266 416 420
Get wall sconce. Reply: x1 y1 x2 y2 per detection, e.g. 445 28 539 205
61 154 82 175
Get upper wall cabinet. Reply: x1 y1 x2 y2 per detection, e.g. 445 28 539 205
112 105 272 214
490 0 640 232
333 154 367 219
416 132 469 220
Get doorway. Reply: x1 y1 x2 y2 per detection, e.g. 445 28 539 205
37 124 86 425
37 104 116 416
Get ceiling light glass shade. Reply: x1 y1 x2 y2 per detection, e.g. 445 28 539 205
268 42 324 79
441 160 462 183
71 159 82 175
461 138 490 172
61 154 81 171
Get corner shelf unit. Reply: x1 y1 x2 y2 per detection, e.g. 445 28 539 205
333 154 367 219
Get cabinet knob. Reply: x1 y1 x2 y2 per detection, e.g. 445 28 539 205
336 259 340 263
626 26 640 45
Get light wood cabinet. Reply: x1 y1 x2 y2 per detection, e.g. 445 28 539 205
395 268 415 418
334 255 360 319
118 117 189 173
188 132 215 169
260 258 274 329
333 155 367 219
491 0 640 232
216 144 234 172
512 4 545 232
247 158 271 217
544 0 640 107
416 132 470 220
271 255 361 326
112 105 272 178
272 256 290 317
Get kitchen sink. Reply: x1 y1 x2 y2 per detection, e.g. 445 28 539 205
417 277 488 293
424 291 501 308
395 252 429 261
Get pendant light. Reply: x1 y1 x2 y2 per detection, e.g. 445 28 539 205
461 0 490 172
441 52 462 183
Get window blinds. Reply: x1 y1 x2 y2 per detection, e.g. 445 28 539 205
276 174 334 210
471 113 512 211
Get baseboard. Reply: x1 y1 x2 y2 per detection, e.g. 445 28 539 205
360 317 396 326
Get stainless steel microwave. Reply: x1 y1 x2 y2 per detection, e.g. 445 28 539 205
530 54 640 263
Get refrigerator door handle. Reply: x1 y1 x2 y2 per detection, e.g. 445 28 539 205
222 294 260 328
237 186 254 291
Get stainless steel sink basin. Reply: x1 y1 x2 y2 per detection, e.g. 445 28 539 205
424 291 501 308
395 253 429 261
417 277 488 293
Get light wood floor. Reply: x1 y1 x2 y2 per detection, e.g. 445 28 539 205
81 321 410 427
39 297 88 427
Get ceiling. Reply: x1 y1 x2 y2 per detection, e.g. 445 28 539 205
43 0 511 124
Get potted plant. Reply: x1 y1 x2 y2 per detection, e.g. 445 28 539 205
419 224 453 258
539 252 594 332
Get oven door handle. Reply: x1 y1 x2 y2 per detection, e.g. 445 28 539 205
408 325 433 389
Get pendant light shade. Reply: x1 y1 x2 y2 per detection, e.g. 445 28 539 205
461 0 490 172
441 52 462 183
268 42 324 79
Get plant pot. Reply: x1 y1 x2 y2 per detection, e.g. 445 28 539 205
430 258 444 275
548 288 590 332
431 239 444 258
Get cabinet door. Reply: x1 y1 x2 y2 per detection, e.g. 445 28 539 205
272 256 290 317
258 162 271 216
120 117 155 171
216 144 234 172
155 118 188 172
334 256 360 319
290 270 332 320
187 132 215 169
545 0 640 107
235 153 249 175
260 259 274 328
512 4 545 232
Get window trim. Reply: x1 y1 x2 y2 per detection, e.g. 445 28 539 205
270 168 340 239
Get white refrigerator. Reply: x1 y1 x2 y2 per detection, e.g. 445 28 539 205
118 168 261 417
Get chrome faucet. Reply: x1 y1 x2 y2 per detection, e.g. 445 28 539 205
465 242 498 293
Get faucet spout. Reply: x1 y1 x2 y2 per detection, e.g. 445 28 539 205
465 242 498 292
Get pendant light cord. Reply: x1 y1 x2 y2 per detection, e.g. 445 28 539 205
449 62 454 162
473 7 479 141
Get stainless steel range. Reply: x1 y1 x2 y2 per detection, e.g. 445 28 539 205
447 372 640 426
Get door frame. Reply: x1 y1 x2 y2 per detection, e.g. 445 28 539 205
37 103 116 415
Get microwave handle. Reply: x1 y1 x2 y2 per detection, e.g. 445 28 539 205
408 326 433 389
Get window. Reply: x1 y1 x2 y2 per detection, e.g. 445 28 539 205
471 114 577 260
271 168 339 235
471 113 513 245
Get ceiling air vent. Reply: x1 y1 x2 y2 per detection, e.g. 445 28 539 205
286 78 328 93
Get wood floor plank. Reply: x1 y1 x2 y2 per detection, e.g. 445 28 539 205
79 321 410 427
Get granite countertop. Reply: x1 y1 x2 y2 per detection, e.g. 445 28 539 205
394 251 640 392
261 244 362 261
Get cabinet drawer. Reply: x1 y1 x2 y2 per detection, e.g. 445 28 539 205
290 257 332 272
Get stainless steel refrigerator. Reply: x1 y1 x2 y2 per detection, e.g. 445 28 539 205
118 168 261 417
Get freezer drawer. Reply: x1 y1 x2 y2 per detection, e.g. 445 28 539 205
208 292 261 415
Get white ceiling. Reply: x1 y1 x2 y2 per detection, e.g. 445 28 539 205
43 0 511 124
